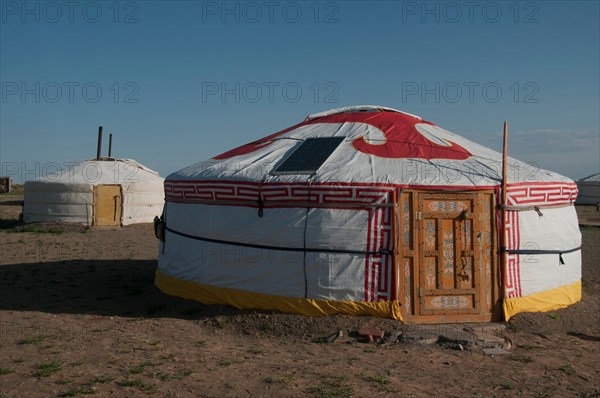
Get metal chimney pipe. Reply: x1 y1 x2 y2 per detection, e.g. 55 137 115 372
108 133 113 157
96 126 103 160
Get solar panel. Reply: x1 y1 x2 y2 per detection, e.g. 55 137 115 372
273 137 345 175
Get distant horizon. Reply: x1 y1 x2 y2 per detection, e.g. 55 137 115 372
2 111 599 184
2 1 598 183
3 113 598 185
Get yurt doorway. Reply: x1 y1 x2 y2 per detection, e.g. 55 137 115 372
400 191 498 322
94 185 122 226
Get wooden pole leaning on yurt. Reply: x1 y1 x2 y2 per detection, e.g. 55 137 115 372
108 133 113 158
500 121 509 302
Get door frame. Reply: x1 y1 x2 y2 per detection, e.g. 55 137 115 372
397 189 501 323
93 184 123 226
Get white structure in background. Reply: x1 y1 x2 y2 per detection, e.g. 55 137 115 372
576 173 600 205
24 158 164 226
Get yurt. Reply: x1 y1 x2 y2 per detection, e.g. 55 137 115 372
155 106 581 323
576 173 600 205
24 158 164 226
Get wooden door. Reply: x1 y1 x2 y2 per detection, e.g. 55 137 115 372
416 192 485 317
94 185 122 226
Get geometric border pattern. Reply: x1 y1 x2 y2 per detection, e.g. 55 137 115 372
504 210 521 298
165 180 396 302
165 180 395 208
504 182 577 298
506 182 578 206
165 180 578 301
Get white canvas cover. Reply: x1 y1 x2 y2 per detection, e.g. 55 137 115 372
24 158 164 225
157 106 581 320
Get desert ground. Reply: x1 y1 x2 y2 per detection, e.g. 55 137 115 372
0 190 598 398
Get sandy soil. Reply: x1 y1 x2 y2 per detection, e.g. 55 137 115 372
0 196 598 398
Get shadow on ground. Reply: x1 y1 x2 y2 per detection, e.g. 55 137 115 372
0 259 248 319
0 200 23 206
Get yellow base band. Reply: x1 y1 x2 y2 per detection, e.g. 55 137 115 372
503 280 581 321
155 270 403 320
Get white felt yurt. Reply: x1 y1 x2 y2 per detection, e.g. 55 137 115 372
24 158 164 226
155 106 581 323
576 173 600 205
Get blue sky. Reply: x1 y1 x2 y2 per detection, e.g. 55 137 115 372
1 0 599 182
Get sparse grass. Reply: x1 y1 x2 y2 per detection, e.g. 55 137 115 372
307 375 354 398
264 373 294 385
173 370 192 380
213 317 227 329
70 361 83 367
194 340 208 347
546 313 560 320
509 354 534 363
264 376 282 385
152 371 171 381
130 365 145 375
130 360 158 375
499 381 516 390
35 360 63 377
89 375 113 384
557 364 575 375
17 335 46 345
260 321 275 332
118 378 155 392
63 386 94 397
219 359 234 367
0 367 14 375
247 347 263 355
365 373 390 385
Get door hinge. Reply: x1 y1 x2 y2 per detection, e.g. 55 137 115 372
416 211 422 221
417 287 424 297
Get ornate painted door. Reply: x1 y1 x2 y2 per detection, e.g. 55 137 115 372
416 192 485 317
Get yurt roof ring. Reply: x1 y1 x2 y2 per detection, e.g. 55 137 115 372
305 105 422 121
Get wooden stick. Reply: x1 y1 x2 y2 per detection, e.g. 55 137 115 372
96 126 103 160
501 121 508 303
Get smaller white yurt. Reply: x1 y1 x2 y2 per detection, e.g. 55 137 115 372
24 128 164 226
24 158 164 226
576 173 600 205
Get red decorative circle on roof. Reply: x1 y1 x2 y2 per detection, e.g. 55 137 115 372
213 110 472 161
